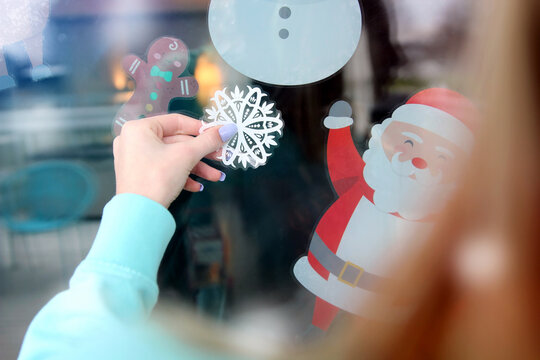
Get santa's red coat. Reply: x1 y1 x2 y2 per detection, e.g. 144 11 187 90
307 126 375 280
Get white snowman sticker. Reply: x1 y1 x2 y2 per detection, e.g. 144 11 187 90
208 0 363 86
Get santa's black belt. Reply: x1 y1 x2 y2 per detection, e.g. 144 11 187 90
309 233 389 292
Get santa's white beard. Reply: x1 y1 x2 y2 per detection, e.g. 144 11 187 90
362 127 455 221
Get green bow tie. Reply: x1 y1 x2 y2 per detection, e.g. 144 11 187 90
150 66 173 82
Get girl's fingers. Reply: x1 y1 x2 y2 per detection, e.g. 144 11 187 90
183 162 226 193
189 124 237 159
205 150 222 161
148 113 203 137
164 136 223 161
184 178 204 193
163 134 192 144
191 161 225 182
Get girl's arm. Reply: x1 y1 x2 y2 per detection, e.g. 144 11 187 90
18 193 174 358
18 115 238 359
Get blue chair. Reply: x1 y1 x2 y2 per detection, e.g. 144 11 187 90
0 161 97 269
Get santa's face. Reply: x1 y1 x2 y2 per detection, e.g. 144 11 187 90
363 120 466 221
381 121 466 186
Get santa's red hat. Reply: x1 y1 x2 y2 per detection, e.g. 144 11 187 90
392 88 477 153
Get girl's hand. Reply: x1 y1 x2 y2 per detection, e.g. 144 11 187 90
113 114 237 208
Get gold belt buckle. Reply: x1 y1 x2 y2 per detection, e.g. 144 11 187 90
338 261 364 287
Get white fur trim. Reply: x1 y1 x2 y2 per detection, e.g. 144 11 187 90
393 104 474 153
324 116 353 129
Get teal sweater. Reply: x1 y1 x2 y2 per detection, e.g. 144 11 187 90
18 194 233 359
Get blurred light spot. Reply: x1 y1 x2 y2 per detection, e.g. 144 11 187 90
455 232 507 288
194 53 223 107
110 56 133 103
112 64 128 90
113 91 134 104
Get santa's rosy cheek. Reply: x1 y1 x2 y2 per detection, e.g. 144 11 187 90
153 53 162 60
174 61 182 68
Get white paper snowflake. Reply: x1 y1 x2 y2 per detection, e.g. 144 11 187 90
201 86 284 169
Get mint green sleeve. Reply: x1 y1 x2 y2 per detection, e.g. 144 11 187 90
18 194 230 360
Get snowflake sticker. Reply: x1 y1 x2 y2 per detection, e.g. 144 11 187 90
201 86 284 169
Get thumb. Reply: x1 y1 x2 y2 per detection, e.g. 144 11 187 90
190 123 238 158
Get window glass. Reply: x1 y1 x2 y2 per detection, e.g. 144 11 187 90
0 0 474 354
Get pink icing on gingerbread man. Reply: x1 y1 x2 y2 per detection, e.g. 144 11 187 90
113 36 199 135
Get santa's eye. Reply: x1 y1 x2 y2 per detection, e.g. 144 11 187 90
438 155 447 161
404 139 414 147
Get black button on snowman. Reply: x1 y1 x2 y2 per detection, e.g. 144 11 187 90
279 6 291 39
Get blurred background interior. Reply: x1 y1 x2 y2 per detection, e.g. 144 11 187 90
0 0 473 358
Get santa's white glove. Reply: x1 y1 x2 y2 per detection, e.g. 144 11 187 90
323 100 354 129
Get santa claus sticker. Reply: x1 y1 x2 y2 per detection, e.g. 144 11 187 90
293 88 477 330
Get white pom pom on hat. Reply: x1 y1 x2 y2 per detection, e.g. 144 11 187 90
324 100 354 129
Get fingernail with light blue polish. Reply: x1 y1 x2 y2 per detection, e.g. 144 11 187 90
219 172 226 182
199 184 204 192
219 124 238 142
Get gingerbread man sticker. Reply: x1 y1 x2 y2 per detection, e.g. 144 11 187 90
113 37 199 135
